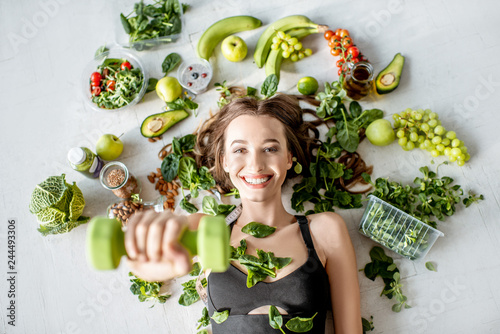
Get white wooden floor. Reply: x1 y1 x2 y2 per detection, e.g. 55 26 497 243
1 0 500 333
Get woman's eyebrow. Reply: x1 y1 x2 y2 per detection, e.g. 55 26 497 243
230 138 281 146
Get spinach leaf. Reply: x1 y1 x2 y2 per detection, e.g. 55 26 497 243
129 272 170 305
160 153 180 182
201 196 218 216
425 261 437 272
178 157 197 188
336 120 359 153
197 330 208 334
162 52 181 74
197 307 210 329
189 262 202 276
120 13 132 34
247 86 257 96
261 74 278 98
241 222 276 238
180 198 198 214
94 45 109 58
217 204 236 217
211 310 229 324
285 312 317 332
362 316 375 333
269 305 284 333
349 101 362 118
178 277 206 306
146 78 158 93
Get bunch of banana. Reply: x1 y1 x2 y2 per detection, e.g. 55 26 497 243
197 15 262 60
265 28 318 81
254 15 328 68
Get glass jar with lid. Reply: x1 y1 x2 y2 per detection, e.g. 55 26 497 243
99 161 141 199
342 61 374 100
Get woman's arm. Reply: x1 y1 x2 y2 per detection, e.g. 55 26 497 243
312 212 363 334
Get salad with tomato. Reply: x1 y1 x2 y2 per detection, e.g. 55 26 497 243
89 58 144 109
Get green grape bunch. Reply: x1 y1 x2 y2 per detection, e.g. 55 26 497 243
392 108 470 166
271 30 312 62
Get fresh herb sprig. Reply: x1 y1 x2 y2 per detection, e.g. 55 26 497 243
269 305 317 333
290 129 363 214
363 247 410 312
128 272 171 305
362 166 484 228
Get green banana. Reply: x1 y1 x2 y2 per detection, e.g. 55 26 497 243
265 28 319 82
254 15 327 68
197 15 262 60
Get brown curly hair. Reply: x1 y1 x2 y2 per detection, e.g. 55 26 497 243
195 94 322 192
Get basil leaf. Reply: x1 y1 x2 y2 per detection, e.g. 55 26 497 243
269 305 283 329
285 312 317 332
241 222 276 238
146 78 158 93
160 153 180 182
202 196 218 216
180 198 198 214
425 261 437 272
162 52 182 74
211 310 229 324
261 74 278 98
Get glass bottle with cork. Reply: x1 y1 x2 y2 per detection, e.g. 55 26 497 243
342 61 374 100
67 147 104 178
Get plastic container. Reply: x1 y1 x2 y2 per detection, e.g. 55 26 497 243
107 196 165 227
113 2 184 51
99 161 141 199
358 195 444 261
177 58 213 94
81 48 148 112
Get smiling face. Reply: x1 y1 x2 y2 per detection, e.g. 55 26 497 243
223 115 293 202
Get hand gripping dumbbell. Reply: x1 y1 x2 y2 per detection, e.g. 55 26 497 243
86 215 230 272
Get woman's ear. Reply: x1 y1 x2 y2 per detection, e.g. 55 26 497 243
222 154 229 172
287 151 293 170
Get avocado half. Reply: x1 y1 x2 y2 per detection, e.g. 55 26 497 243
140 109 189 138
375 53 405 94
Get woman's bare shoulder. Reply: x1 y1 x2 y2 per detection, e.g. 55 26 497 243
306 212 352 254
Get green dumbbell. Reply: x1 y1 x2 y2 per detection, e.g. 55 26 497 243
86 215 230 272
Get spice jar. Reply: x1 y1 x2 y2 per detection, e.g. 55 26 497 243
342 61 374 100
107 196 165 227
99 161 141 199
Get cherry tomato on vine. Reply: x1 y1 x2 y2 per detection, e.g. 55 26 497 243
338 68 343 76
106 80 116 91
90 72 102 86
342 37 353 48
121 61 132 70
351 57 360 64
330 48 341 56
324 30 334 40
336 59 344 68
91 87 101 96
339 29 350 38
328 39 340 48
335 28 343 36
347 46 360 59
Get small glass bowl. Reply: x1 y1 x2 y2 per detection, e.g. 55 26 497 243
81 48 148 112
177 58 213 94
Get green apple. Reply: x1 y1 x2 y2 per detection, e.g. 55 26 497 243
221 35 248 62
365 119 396 146
156 76 182 103
96 134 124 161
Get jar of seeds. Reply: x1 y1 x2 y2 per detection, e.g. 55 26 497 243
99 161 141 199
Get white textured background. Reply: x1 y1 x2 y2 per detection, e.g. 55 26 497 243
1 0 499 333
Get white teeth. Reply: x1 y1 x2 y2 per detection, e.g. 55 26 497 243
244 177 270 184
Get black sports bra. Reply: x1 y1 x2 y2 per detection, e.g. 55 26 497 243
207 216 331 333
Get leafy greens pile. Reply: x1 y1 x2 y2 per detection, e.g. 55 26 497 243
29 174 89 236
129 272 171 305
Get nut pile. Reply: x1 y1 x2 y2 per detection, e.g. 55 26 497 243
147 134 162 143
109 200 146 226
148 168 180 212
